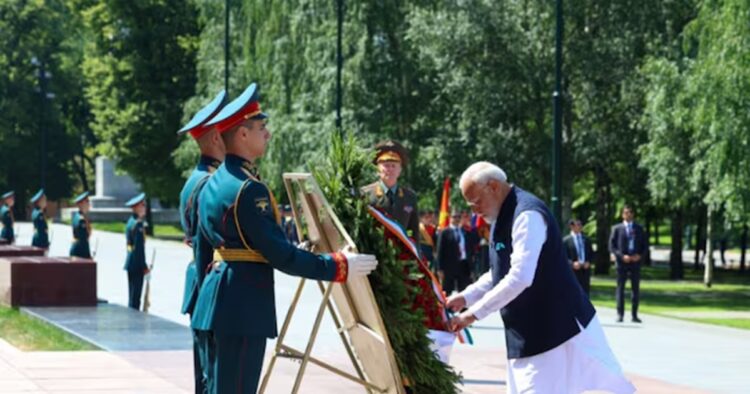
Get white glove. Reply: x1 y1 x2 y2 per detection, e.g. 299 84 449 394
343 252 378 281
297 241 313 252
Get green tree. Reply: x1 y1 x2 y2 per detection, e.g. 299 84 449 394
563 0 697 274
680 0 750 285
640 59 694 279
0 0 87 215
80 0 199 204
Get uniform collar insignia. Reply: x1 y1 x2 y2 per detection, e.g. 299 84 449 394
375 183 383 197
242 161 259 179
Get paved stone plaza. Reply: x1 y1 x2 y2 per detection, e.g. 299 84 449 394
1 222 747 393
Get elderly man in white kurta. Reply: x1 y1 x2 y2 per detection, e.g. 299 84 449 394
447 162 634 394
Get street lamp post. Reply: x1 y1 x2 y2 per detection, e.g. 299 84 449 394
32 57 53 190
551 0 564 225
335 0 344 133
224 0 230 94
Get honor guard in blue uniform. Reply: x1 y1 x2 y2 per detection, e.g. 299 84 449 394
30 189 50 250
124 193 149 310
191 82 378 393
70 192 93 259
0 191 15 244
177 90 227 394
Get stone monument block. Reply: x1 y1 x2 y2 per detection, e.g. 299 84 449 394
0 256 97 307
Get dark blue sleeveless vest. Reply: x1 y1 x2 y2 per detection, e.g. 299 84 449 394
490 186 595 358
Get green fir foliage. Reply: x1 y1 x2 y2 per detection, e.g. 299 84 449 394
313 132 460 393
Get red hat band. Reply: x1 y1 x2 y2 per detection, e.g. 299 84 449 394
216 101 262 133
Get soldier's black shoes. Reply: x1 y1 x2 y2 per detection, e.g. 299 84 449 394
616 315 624 323
632 316 642 323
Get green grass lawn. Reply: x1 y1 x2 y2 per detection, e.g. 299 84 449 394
649 222 672 246
87 221 183 238
590 265 750 330
0 306 97 351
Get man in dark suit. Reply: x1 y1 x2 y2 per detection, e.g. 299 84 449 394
281 205 299 245
609 205 648 323
437 210 472 294
563 219 593 296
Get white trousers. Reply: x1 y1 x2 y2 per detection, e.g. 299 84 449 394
506 315 635 394
427 329 457 364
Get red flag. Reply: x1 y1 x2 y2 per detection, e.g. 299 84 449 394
438 177 451 230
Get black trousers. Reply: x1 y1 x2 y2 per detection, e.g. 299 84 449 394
616 262 640 318
127 270 144 310
213 334 266 393
192 329 208 394
442 260 471 295
574 268 591 296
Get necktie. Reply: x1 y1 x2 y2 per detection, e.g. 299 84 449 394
456 228 466 260
627 224 635 253
386 189 394 208
576 234 585 262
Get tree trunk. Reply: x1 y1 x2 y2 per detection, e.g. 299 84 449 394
740 224 747 272
694 205 705 270
704 207 714 287
145 198 154 236
654 217 660 246
594 166 611 275
670 209 684 279
72 155 90 192
643 213 652 266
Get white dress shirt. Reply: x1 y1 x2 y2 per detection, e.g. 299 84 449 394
571 231 586 262
458 211 634 393
461 211 547 320
450 225 467 261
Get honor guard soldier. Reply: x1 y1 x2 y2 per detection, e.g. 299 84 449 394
362 140 420 243
30 189 50 250
191 82 378 393
70 191 92 259
177 90 227 393
0 191 15 244
124 193 148 310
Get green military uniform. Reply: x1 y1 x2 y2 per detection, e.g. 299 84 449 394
362 140 420 242
177 89 227 394
30 189 49 249
1 191 15 244
191 83 348 393
362 181 420 241
124 193 147 310
70 192 92 259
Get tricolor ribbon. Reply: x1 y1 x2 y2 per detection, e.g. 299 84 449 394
367 206 473 345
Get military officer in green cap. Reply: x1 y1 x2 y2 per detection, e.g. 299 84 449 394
0 191 15 244
177 90 227 394
70 192 93 259
124 193 148 310
192 82 378 393
30 189 50 250
362 140 420 243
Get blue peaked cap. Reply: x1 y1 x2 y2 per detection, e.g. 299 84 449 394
73 191 90 204
205 83 267 132
30 189 44 204
177 90 228 136
125 193 146 208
